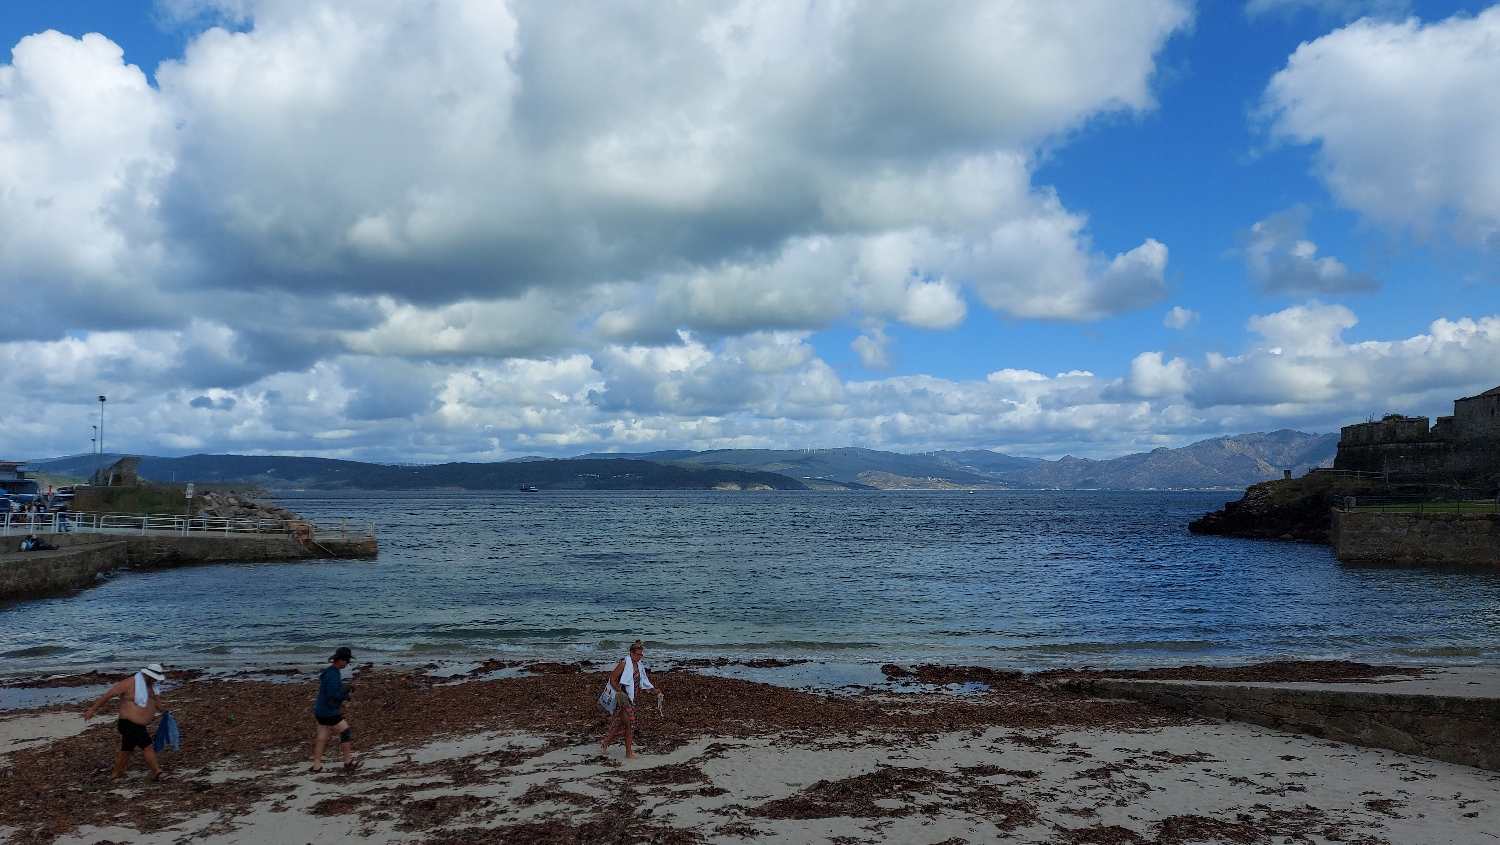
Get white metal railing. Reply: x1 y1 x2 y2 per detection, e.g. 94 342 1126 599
2 510 375 540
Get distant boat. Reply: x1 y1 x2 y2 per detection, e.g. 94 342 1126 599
519 485 540 492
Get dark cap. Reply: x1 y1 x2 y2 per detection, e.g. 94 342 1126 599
330 646 354 662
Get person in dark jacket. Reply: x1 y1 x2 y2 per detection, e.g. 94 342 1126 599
311 647 361 772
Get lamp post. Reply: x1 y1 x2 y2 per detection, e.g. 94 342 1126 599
98 396 106 466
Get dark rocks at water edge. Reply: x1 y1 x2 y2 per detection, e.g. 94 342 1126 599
1188 473 1390 543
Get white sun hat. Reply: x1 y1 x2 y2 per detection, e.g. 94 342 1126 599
140 663 166 681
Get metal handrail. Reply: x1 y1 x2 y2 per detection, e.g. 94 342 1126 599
1307 468 1389 479
2 510 376 539
1338 495 1500 514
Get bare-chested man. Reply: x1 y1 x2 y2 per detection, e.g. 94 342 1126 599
84 664 168 782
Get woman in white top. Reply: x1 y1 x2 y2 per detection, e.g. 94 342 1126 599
601 639 663 759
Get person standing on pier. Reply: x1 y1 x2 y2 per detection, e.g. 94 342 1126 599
83 664 169 782
311 647 362 773
601 640 663 759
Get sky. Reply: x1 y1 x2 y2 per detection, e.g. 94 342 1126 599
2 0 1498 463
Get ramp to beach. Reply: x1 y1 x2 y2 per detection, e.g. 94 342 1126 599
1057 667 1500 772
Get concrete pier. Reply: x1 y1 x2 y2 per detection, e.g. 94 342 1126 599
0 529 376 601
1057 668 1500 772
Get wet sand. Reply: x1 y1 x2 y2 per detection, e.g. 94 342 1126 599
1 663 1495 844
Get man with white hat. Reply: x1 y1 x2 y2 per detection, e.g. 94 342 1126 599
84 664 169 782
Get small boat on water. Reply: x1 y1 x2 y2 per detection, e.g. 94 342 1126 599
519 485 540 492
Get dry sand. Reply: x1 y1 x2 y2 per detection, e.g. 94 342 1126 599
1 663 1496 844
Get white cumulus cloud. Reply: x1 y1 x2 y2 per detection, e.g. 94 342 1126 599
1263 8 1500 250
3 0 1189 350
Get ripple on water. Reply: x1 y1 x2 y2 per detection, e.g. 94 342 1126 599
2 489 1499 674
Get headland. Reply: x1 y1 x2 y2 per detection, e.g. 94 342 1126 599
1191 385 1500 566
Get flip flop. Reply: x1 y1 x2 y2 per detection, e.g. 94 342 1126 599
310 765 324 773
343 760 363 773
152 771 170 782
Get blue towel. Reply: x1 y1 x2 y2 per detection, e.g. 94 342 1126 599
153 711 180 753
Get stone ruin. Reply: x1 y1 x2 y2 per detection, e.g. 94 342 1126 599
90 456 141 488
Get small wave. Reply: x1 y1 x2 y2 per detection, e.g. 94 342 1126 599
405 642 484 654
1396 646 1487 658
423 627 608 642
1013 640 1219 655
1 645 73 658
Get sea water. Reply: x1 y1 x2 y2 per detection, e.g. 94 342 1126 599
3 490 1499 677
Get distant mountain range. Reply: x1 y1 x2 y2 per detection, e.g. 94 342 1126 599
28 430 1336 492
25 454 806 492
994 431 1337 490
571 447 1041 489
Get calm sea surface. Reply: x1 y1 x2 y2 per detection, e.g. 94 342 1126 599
4 490 1500 677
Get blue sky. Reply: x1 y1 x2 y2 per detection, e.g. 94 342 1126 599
2 0 1498 461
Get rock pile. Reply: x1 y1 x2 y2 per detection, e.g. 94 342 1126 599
195 491 305 524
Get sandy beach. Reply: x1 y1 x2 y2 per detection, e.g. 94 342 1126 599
2 662 1496 844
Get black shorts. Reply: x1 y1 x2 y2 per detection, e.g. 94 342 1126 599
315 713 345 727
118 718 151 751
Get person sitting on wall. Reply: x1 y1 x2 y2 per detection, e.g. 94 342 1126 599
21 534 56 551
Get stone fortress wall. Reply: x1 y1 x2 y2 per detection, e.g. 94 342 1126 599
1334 386 1500 482
1333 509 1499 566
1438 387 1500 441
1330 385 1500 566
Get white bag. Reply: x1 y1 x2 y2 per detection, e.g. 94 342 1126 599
597 682 617 713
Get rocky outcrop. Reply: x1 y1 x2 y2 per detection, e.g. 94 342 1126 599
1188 473 1391 543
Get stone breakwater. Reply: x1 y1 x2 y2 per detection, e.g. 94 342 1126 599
193 490 300 522
0 530 376 602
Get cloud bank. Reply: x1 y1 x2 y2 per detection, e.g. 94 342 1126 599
4 300 1497 461
1 0 1202 458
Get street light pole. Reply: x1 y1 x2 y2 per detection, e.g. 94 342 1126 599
98 396 106 466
